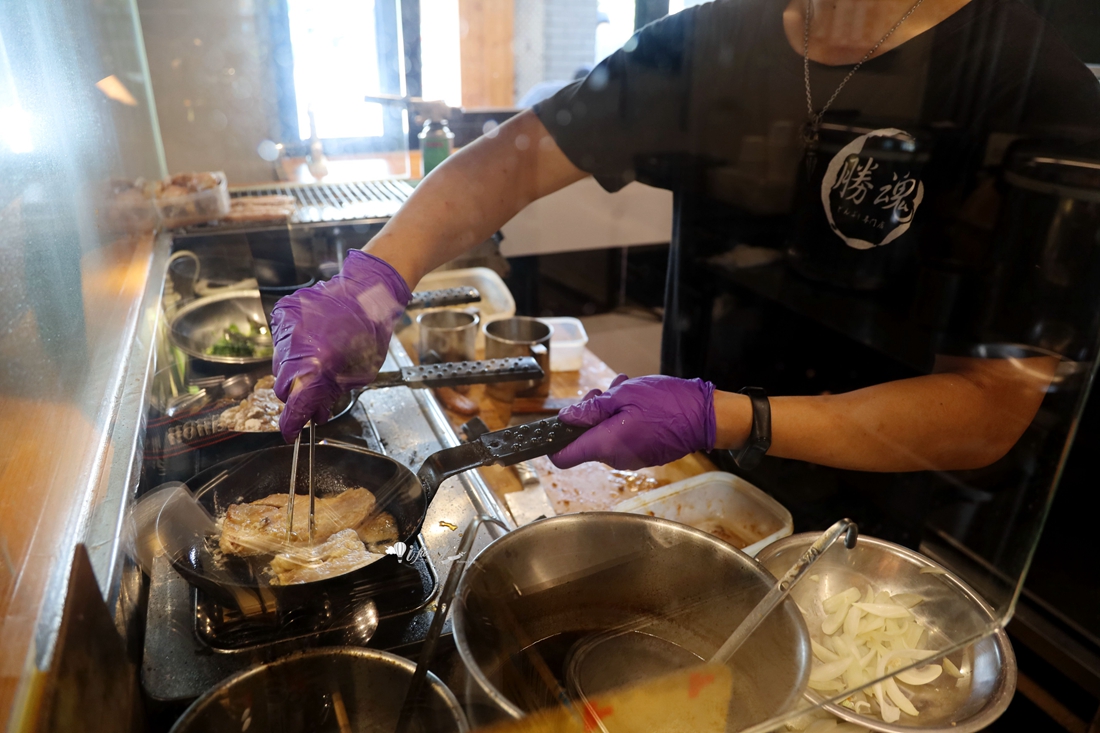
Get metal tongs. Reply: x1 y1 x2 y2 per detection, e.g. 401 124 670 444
285 421 317 543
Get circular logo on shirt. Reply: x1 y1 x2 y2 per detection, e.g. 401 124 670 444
821 128 925 251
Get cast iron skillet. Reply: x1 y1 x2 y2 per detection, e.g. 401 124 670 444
160 416 586 612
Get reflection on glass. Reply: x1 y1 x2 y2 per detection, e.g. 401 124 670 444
514 0 1100 728
420 0 463 107
595 0 636 63
0 0 164 720
287 0 385 140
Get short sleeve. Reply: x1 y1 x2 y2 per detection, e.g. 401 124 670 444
534 8 701 192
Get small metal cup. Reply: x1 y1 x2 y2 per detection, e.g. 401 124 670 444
484 317 552 399
417 310 479 364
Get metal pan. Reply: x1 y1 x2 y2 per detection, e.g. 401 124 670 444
146 391 357 459
168 647 469 733
170 287 484 365
159 416 586 612
170 289 274 365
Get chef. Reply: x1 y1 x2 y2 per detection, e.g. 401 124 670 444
271 0 1100 477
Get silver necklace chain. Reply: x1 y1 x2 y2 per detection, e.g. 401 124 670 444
802 0 927 136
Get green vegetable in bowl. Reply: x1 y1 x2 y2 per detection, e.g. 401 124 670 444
206 323 273 358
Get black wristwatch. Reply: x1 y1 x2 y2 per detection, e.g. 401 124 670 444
732 386 771 470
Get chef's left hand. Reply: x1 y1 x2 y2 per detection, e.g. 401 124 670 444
550 374 717 470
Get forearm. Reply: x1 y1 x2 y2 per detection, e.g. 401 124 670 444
714 356 1057 472
365 110 587 288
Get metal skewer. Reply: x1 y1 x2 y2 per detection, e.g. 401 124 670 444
308 420 316 543
285 428 302 543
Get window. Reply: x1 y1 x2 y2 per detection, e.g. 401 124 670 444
272 0 410 154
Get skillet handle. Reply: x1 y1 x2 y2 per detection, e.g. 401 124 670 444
407 286 481 310
476 417 588 467
416 417 588 504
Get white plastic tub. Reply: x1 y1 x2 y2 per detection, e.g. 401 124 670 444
415 267 516 350
538 316 588 372
612 471 793 557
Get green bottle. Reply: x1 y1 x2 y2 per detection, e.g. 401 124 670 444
419 119 455 177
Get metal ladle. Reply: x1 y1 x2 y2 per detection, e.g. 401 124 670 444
394 514 508 733
709 518 858 664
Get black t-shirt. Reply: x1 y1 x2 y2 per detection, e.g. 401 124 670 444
536 0 1100 363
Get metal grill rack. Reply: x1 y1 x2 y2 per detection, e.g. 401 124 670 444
233 180 414 224
176 180 415 236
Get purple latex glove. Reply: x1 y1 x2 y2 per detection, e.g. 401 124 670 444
271 250 411 441
550 374 717 470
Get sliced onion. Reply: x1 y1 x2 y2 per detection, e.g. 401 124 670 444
857 614 885 635
896 664 943 686
821 605 848 635
884 677 919 716
885 618 907 636
824 587 862 614
811 658 853 683
943 657 967 678
813 640 840 662
843 605 862 639
891 593 924 608
869 630 899 644
809 677 847 692
876 684 899 723
806 585 941 724
844 659 866 690
874 655 896 721
854 602 912 619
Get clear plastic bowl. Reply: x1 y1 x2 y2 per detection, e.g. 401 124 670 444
613 471 793 556
538 316 589 372
157 171 230 228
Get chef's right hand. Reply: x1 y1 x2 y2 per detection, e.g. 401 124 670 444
550 374 717 470
271 250 411 442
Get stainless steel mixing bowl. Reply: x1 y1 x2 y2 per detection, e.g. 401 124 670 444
756 534 1016 733
169 290 272 365
169 647 468 733
453 512 812 730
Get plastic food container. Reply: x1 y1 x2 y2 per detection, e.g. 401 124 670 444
538 316 588 372
156 171 230 229
612 471 793 557
416 267 516 349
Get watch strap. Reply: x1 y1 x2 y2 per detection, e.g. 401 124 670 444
733 386 771 470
